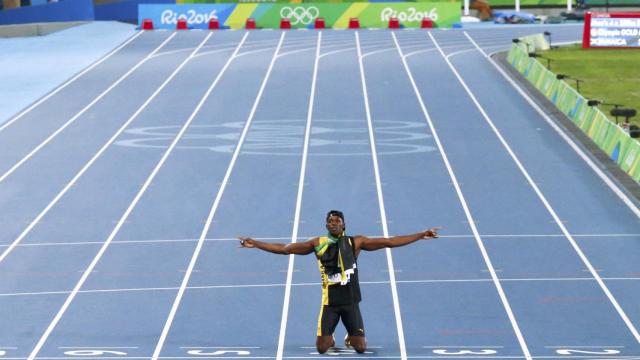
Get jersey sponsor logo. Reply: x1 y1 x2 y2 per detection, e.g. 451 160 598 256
327 264 356 285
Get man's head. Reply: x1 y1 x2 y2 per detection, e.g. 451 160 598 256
326 210 345 237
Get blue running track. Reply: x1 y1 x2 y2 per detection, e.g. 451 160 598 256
2 24 640 360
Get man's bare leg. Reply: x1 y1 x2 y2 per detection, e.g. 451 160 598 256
316 335 335 354
345 335 366 354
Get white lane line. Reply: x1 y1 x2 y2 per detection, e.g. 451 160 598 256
439 32 640 343
25 32 240 360
0 31 145 133
58 346 139 349
318 47 355 59
446 45 507 60
235 47 278 59
0 33 176 186
276 31 320 360
3 233 639 248
392 31 532 360
6 276 640 298
180 347 261 349
276 47 316 59
361 47 397 59
193 45 242 59
356 31 407 360
423 346 504 348
150 32 285 360
403 48 438 59
544 345 625 348
0 32 209 267
463 32 640 219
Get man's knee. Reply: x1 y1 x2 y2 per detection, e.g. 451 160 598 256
350 336 366 354
316 336 334 354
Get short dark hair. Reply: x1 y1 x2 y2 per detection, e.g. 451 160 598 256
326 210 344 222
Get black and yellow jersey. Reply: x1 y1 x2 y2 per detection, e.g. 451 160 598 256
314 235 362 306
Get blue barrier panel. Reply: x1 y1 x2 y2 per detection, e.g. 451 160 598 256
95 0 174 22
138 3 236 29
0 0 94 25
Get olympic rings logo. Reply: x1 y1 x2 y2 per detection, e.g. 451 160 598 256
280 6 320 25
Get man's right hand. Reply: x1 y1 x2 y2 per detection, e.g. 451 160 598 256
238 237 255 248
423 227 441 239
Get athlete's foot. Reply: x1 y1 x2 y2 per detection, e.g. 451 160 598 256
344 334 352 349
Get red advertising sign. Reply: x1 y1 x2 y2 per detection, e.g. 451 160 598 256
583 12 640 48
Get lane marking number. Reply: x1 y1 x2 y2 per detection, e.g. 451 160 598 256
433 349 497 355
188 350 251 356
64 350 128 356
556 349 621 355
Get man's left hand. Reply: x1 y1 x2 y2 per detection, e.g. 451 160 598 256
423 227 441 239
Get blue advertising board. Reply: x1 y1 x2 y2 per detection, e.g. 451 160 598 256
96 0 174 22
0 0 94 25
138 4 237 29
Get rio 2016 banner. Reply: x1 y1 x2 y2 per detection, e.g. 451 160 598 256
139 4 237 29
139 3 460 29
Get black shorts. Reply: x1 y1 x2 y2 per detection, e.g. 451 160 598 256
317 303 365 337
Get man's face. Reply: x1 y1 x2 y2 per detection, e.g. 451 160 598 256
326 215 345 237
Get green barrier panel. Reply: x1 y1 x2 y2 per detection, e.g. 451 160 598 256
524 60 541 83
618 133 638 168
602 126 628 162
556 82 578 115
603 125 624 154
554 82 570 112
621 140 640 172
223 2 460 28
586 112 603 138
509 44 529 72
530 62 547 89
507 43 518 63
595 120 615 149
539 69 555 95
630 152 640 181
590 113 610 145
564 88 580 118
615 136 632 166
545 76 561 102
520 33 549 51
576 105 594 131
572 99 590 125
514 54 527 73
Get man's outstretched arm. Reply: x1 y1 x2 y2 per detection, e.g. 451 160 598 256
358 227 441 252
238 237 317 255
